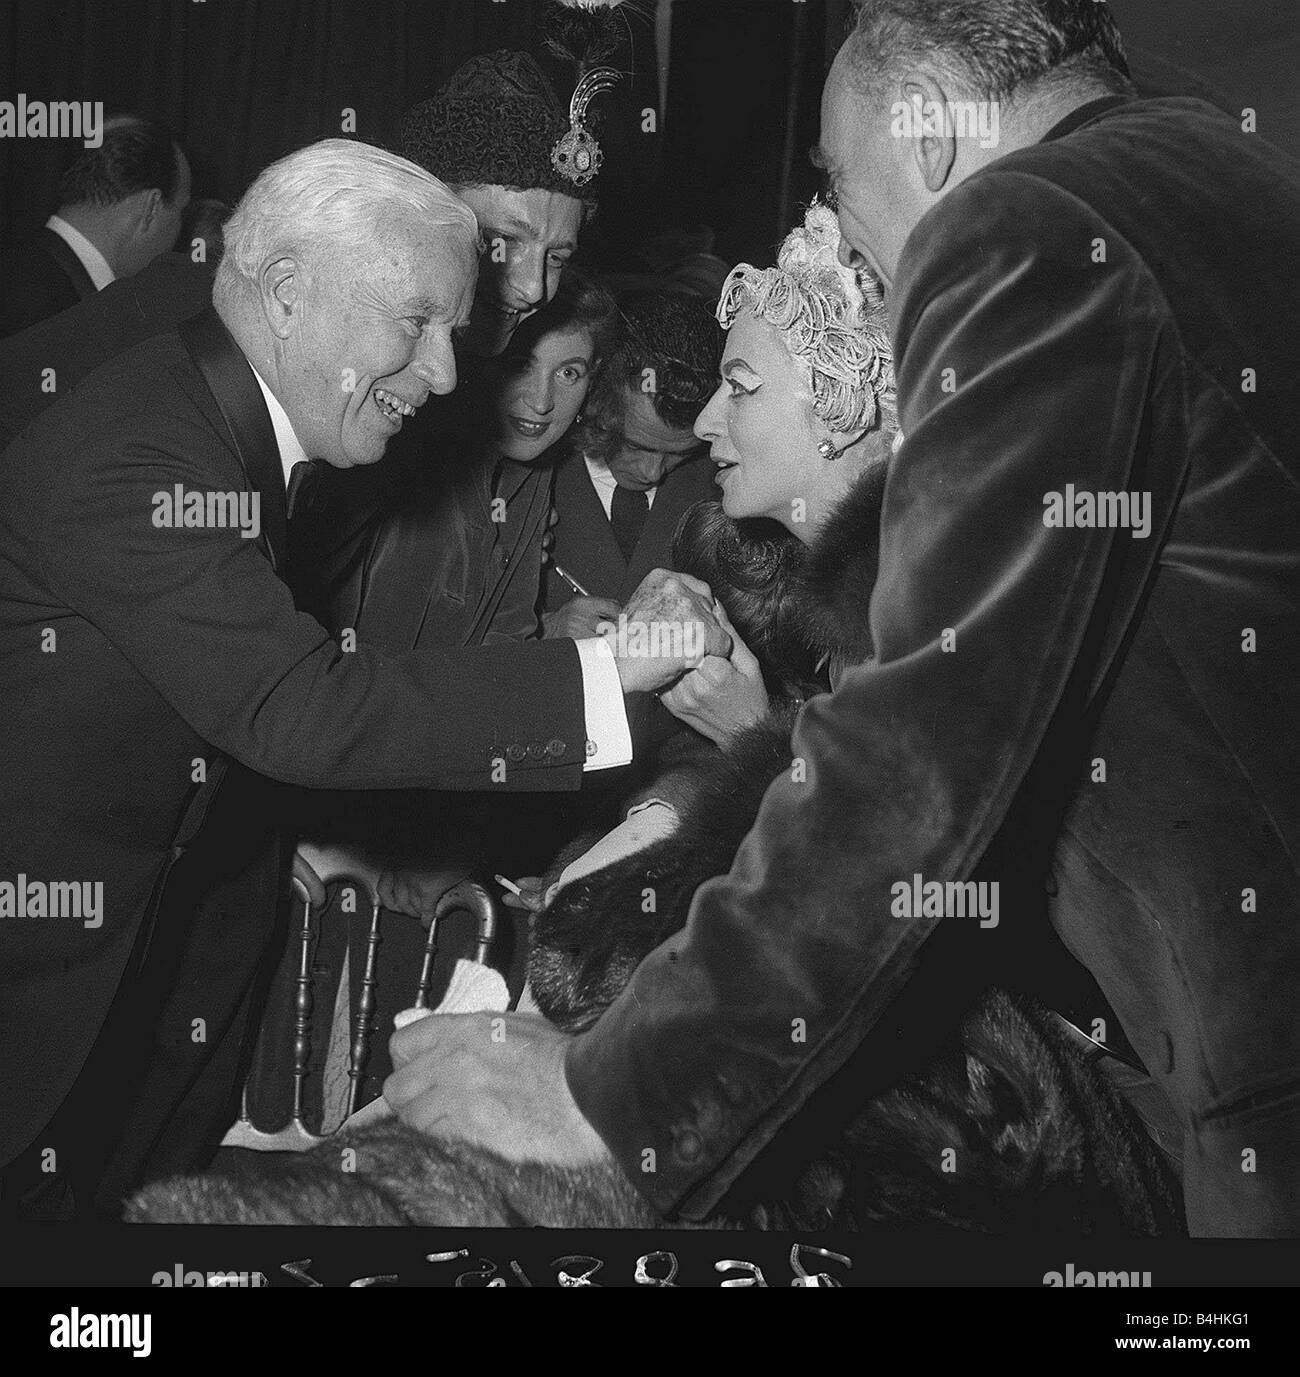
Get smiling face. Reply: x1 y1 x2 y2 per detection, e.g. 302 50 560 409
274 210 477 468
453 185 584 356
487 323 596 463
693 308 828 526
587 386 703 491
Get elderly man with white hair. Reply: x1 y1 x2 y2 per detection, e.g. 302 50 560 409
0 137 725 1220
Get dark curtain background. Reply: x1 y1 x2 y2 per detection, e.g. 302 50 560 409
0 0 662 267
1 0 1295 273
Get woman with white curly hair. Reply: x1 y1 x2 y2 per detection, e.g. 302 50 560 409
653 200 898 749
697 200 896 531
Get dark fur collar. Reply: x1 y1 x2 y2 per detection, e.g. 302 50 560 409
790 460 888 664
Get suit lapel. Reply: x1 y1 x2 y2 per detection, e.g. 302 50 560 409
178 309 288 571
37 226 97 302
466 462 552 643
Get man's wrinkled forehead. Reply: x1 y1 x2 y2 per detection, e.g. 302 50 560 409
817 49 869 168
372 217 477 324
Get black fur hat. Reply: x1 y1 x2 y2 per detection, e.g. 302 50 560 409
400 3 623 203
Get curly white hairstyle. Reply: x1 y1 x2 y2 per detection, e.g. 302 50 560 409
716 201 896 436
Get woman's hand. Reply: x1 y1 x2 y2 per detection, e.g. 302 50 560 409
660 604 769 746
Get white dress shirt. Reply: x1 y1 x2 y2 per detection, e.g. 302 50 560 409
249 366 631 771
250 366 310 489
584 451 657 517
44 214 115 292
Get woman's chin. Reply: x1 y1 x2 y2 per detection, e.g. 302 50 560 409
497 438 547 465
718 481 750 520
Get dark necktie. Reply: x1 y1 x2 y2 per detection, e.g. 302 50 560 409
284 460 323 606
286 460 319 519
610 484 650 564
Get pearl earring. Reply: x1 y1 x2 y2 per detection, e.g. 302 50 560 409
817 438 837 460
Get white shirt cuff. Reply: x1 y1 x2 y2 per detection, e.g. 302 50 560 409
575 636 632 771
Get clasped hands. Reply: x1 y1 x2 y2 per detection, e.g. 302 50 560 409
574 567 766 730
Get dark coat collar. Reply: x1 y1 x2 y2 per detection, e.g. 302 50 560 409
37 225 97 301
177 308 287 569
1040 94 1134 144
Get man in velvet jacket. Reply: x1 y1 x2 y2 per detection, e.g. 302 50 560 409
387 1 1300 1237
0 138 721 1218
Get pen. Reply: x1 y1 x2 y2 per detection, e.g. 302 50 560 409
552 562 591 598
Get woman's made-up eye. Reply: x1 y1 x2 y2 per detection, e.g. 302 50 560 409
557 364 587 385
726 376 753 398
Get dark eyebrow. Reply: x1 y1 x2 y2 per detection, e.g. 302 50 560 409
723 356 758 375
486 217 576 255
489 216 540 241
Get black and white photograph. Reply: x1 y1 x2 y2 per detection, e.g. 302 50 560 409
0 0 1297 1327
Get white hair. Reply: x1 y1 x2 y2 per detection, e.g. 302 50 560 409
215 137 479 300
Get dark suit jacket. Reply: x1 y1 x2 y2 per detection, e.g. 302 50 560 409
313 422 553 655
566 97 1300 1236
0 253 214 448
0 311 589 1173
543 447 717 611
0 225 98 338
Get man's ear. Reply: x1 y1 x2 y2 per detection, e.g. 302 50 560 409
899 72 957 193
124 187 162 235
259 256 301 340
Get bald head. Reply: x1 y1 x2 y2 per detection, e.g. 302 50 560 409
818 0 1133 287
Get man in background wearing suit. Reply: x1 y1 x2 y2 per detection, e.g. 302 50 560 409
0 137 723 1219
0 114 190 337
543 290 720 642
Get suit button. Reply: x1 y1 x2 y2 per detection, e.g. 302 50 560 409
585 739 597 758
506 744 526 763
546 738 566 757
527 741 546 760
673 1128 703 1164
